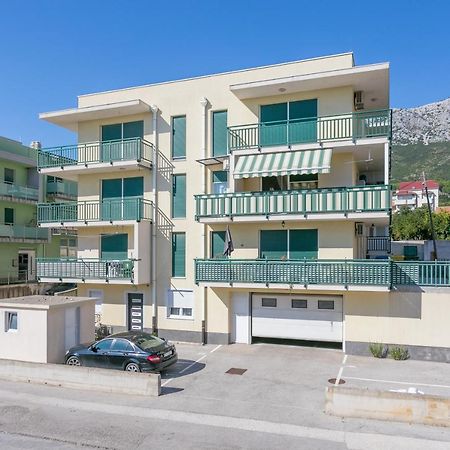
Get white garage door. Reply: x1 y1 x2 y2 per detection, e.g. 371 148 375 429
252 294 343 342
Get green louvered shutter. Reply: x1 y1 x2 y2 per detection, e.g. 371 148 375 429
260 103 287 147
211 231 226 258
123 177 143 219
101 178 122 220
172 174 186 218
289 99 318 144
172 233 186 277
289 229 318 259
212 111 228 156
101 233 128 260
260 230 288 260
101 124 122 161
4 208 14 225
172 116 186 159
123 121 144 139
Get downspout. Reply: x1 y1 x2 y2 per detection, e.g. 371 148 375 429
200 97 209 345
151 105 159 333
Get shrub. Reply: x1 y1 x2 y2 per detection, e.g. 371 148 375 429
389 346 410 360
369 342 388 358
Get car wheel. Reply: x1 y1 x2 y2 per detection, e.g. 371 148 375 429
66 356 81 366
125 362 140 373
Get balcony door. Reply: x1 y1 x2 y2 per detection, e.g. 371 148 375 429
101 177 143 221
101 120 144 161
260 229 318 260
100 233 128 260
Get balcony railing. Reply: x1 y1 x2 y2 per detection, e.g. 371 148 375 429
0 270 32 285
0 224 49 241
37 198 154 224
46 180 77 198
228 109 392 151
37 137 154 169
195 259 450 288
195 185 390 220
367 236 390 252
36 258 134 281
0 182 39 202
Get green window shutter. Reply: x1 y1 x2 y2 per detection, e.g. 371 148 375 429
260 103 288 147
123 121 144 139
101 179 122 199
172 174 186 218
261 103 288 123
123 177 143 197
260 230 288 260
4 208 14 225
101 233 128 260
101 124 122 142
101 179 122 220
212 111 228 156
4 168 14 183
211 231 226 258
172 116 186 159
289 229 318 259
289 99 317 120
289 99 318 144
172 232 186 277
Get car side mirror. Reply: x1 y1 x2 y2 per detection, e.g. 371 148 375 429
91 345 98 352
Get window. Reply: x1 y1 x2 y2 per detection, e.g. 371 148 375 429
211 231 226 258
172 116 186 159
95 339 113 351
261 298 277 308
172 233 186 277
292 299 307 309
168 289 193 319
172 174 186 218
101 121 144 141
4 208 14 225
212 170 228 194
318 300 335 310
4 168 14 184
101 233 128 260
259 229 318 260
111 339 134 352
101 177 144 220
60 236 77 258
289 174 318 190
5 311 17 331
212 111 228 156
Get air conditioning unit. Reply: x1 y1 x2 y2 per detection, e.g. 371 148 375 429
354 91 364 110
355 223 365 236
223 159 229 171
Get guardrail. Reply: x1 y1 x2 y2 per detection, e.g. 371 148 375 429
0 182 39 202
195 185 390 219
0 224 49 241
0 270 32 285
37 138 154 169
37 198 154 224
367 236 390 252
46 180 78 198
37 258 134 281
228 109 391 151
195 259 450 288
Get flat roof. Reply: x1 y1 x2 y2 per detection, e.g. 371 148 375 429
0 295 95 310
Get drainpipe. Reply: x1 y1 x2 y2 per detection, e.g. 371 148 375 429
151 105 159 334
200 97 209 344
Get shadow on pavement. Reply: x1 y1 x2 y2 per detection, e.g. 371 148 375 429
160 359 206 380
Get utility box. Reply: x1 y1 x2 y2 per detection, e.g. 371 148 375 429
0 295 95 363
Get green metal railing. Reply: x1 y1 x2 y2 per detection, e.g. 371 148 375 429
0 224 49 241
0 182 39 202
228 109 392 151
46 180 78 198
36 258 134 281
37 198 154 224
195 259 450 288
37 137 154 169
195 185 390 219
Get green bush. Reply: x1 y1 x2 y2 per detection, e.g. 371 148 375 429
389 346 410 360
369 343 388 358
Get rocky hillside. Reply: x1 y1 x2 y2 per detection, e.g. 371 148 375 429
392 98 450 145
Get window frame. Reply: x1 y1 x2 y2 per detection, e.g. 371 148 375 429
171 232 186 278
292 299 308 309
318 300 335 310
167 289 193 320
171 115 187 160
212 110 228 157
4 207 14 225
4 168 15 184
261 298 277 308
5 311 18 332
171 174 187 219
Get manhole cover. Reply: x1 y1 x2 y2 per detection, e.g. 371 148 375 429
328 378 345 385
226 368 247 375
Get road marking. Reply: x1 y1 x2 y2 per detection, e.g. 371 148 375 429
161 378 173 387
210 345 222 354
335 354 347 386
0 390 448 449
345 376 450 390
179 354 207 374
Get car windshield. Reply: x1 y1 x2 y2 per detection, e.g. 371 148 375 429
132 333 165 351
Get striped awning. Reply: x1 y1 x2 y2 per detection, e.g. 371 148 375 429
233 149 332 179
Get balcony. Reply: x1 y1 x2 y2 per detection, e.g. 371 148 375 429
228 109 391 152
0 224 49 242
195 185 390 223
46 180 77 200
36 258 134 283
0 182 38 203
367 236 390 253
195 259 450 289
37 198 154 227
37 138 154 177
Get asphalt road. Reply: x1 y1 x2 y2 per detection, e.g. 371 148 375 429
0 342 449 449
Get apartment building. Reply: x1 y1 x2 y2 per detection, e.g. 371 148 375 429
36 53 450 361
392 180 439 212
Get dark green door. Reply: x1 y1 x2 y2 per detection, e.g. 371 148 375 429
123 121 144 159
211 231 226 258
123 177 144 220
101 179 122 220
260 230 288 260
289 229 318 259
101 124 122 161
260 103 287 147
101 233 128 260
289 99 317 144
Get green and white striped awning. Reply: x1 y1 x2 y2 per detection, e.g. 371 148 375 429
233 149 332 179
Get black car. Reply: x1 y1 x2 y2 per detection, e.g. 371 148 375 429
65 331 178 373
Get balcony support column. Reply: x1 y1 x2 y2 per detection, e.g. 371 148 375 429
151 104 159 334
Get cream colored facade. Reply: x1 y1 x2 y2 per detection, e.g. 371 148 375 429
42 52 449 356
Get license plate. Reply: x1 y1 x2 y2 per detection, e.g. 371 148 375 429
163 350 172 358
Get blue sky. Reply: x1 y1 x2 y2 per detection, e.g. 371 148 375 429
0 0 449 147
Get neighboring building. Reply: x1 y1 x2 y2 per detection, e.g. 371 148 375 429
392 180 439 212
35 52 450 361
0 295 95 363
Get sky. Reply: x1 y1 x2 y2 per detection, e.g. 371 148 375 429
0 0 449 147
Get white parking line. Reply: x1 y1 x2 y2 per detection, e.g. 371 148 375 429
335 354 347 386
179 354 207 374
210 345 222 354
